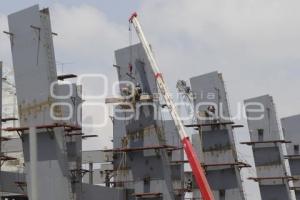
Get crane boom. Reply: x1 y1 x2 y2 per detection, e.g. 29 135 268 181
129 13 215 200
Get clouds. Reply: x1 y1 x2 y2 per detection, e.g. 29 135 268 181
138 0 300 118
51 4 128 74
141 0 300 51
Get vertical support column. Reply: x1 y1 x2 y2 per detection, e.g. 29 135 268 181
114 44 182 200
29 127 38 200
8 5 71 200
89 163 93 185
189 71 247 200
281 115 300 200
244 95 295 200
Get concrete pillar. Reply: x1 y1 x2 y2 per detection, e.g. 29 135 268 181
29 127 38 200
89 163 93 185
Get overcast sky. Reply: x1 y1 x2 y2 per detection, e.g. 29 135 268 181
1 1 300 199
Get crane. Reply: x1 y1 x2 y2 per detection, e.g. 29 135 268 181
129 13 215 200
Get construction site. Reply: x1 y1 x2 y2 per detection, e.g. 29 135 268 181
0 4 299 200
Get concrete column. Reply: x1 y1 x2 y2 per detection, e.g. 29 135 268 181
29 127 38 200
89 163 93 185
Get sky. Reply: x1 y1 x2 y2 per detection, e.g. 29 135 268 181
1 1 300 199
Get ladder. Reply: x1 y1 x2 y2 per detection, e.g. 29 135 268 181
129 12 215 200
